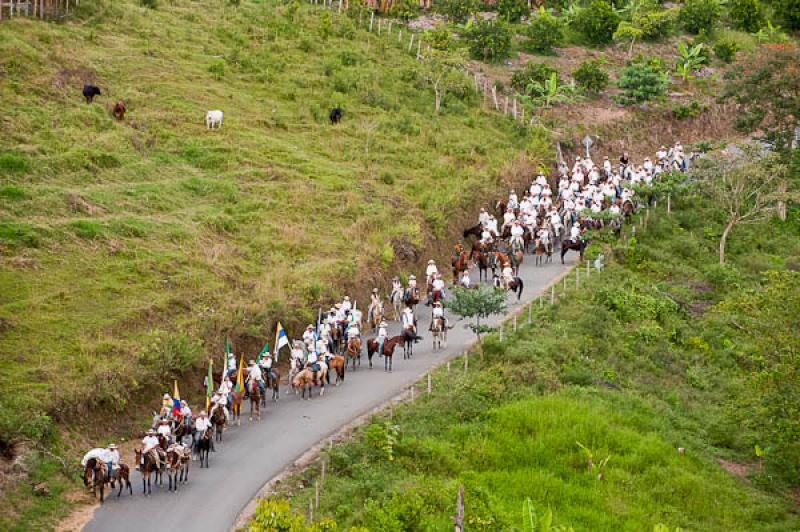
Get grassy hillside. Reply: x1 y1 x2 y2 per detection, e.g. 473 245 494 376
0 0 534 447
266 182 800 530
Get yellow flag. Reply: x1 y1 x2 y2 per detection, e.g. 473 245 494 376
236 355 245 393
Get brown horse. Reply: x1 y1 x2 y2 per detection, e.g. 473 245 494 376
327 355 346 385
451 245 470 282
493 274 525 300
345 336 361 370
560 238 589 264
248 379 261 421
262 368 281 403
366 335 404 371
195 428 212 468
431 316 447 350
463 223 483 240
210 407 226 442
134 448 160 496
292 367 326 399
230 390 244 426
534 233 553 266
84 459 132 502
165 445 189 492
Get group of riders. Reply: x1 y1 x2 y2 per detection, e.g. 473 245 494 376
82 143 687 497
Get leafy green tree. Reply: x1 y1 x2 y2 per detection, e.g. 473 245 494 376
712 39 739 63
426 25 454 50
525 7 564 53
511 62 560 97
572 58 609 93
727 0 765 32
436 0 477 23
614 59 668 105
445 285 507 358
722 45 800 151
417 48 468 113
613 22 645 57
772 0 800 30
691 144 795 264
675 42 708 81
391 0 420 21
679 0 721 34
497 0 529 22
571 0 620 46
465 19 514 62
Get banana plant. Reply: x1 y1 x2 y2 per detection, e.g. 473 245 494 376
675 42 706 82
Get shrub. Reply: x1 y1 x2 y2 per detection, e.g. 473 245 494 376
497 0 529 22
727 0 765 32
615 59 668 105
0 152 30 175
773 0 800 30
391 0 420 20
571 0 620 46
572 58 609 93
139 0 157 8
672 100 706 119
525 7 564 53
465 19 513 62
511 62 559 97
436 0 477 23
679 0 721 34
713 39 739 63
635 6 678 40
426 25 454 51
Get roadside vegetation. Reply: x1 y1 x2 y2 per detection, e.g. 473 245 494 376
266 166 800 530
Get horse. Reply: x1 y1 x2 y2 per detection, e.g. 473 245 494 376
134 448 161 495
534 232 553 266
84 459 132 502
431 316 447 350
263 368 280 403
622 199 636 219
195 429 212 469
476 249 491 282
345 336 362 370
165 445 188 492
493 274 524 301
369 301 384 331
292 367 327 399
230 390 244 426
326 355 346 385
402 327 417 359
248 379 261 422
452 245 470 282
402 287 420 315
463 223 483 240
366 335 404 371
390 288 403 321
560 239 589 264
509 240 524 275
210 407 226 442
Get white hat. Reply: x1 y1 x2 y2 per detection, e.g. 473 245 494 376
372 288 378 293
307 324 314 329
409 274 416 280
146 429 155 435
428 260 435 264
163 393 170 399
379 320 387 327
199 410 207 416
108 443 118 449
344 296 350 301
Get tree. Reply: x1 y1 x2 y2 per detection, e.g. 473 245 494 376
525 7 564 53
727 0 765 32
692 144 795 264
571 0 620 46
613 22 644 57
465 19 514 62
772 0 800 30
722 45 800 152
497 0 529 22
679 0 721 34
614 59 668 105
572 58 609 93
417 48 467 113
445 285 507 358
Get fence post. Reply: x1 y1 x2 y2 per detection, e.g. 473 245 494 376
416 39 422 59
576 265 580 289
512 98 517 119
398 28 402 43
447 360 450 372
427 373 432 394
408 33 415 53
369 11 374 31
499 325 503 342
551 285 555 304
491 85 499 110
528 303 532 324
539 295 543 309
315 481 320 510
464 352 468 371
563 276 567 292
586 259 590 277
377 19 381 35
410 386 415 402
667 193 671 214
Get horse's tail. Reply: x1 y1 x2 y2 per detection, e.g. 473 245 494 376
515 277 524 299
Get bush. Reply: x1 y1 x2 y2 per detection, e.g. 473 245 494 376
465 19 513 62
635 6 678 40
773 0 800 29
497 0 529 22
139 0 157 8
672 100 706 119
571 0 620 46
713 39 739 63
426 25 454 51
525 7 564 53
572 58 609 93
510 62 559 97
679 0 721 34
391 0 420 20
727 0 765 31
615 59 668 105
436 0 477 23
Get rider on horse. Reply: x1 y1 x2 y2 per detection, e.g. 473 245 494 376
82 444 118 480
141 429 163 470
194 411 212 453
429 301 448 332
160 393 173 419
247 360 264 396
302 324 315 352
390 276 402 304
157 418 173 446
179 400 192 435
259 353 276 390
306 349 321 385
401 306 416 336
430 273 446 303
425 260 438 287
368 288 382 325
459 269 471 288
502 261 514 289
510 219 524 249
210 390 229 422
377 320 388 356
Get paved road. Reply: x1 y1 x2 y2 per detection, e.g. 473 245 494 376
85 255 575 532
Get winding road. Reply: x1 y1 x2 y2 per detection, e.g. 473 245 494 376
85 254 576 532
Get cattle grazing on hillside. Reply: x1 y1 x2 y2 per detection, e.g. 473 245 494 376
112 101 126 120
206 110 223 129
83 84 101 103
329 107 343 125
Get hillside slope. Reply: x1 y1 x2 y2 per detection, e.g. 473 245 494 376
0 0 532 447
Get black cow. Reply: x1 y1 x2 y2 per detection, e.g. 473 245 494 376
329 107 343 125
83 84 101 103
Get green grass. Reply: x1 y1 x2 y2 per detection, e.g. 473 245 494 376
269 193 800 530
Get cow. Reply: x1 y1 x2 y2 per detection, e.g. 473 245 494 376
112 101 126 120
329 107 343 125
206 110 223 129
83 84 101 103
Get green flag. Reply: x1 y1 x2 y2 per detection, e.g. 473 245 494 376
205 359 213 410
256 342 269 363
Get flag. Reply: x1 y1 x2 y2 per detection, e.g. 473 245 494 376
206 359 213 411
171 380 181 417
235 355 245 393
256 342 269 364
222 336 235 385
274 322 289 361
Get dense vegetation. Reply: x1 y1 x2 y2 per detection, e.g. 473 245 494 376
266 173 800 530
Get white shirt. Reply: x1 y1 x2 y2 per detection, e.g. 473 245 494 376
82 448 111 466
307 352 318 364
425 264 438 277
157 424 171 437
510 225 524 238
303 329 315 344
502 266 513 278
487 218 498 234
108 449 120 466
341 300 352 312
432 278 445 291
460 272 471 287
195 417 211 432
479 211 490 226
503 211 515 225
142 435 159 452
180 405 192 417
219 380 232 395
248 365 263 381
401 311 414 328
570 226 581 239
432 306 444 318
378 326 388 338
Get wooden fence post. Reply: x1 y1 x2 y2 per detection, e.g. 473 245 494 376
410 385 415 402
408 33 415 53
464 352 468 371
369 11 374 31
416 39 422 59
667 193 671 214
586 259 590 277
427 373 432 394
539 295 543 309
447 360 450 372
315 481 320 510
514 315 517 332
377 19 381 35
491 85 499 110
512 98 517 119
576 265 580 289
528 303 532 324
454 486 464 532
551 285 555 304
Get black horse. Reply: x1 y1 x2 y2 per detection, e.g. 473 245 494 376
493 275 524 301
196 429 212 469
463 223 482 240
561 239 589 264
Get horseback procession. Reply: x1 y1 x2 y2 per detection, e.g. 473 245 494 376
81 143 685 502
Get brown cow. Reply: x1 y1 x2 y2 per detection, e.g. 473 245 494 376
112 100 126 120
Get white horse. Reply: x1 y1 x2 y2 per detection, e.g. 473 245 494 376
205 110 223 129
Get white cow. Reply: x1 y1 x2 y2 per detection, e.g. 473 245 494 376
206 110 223 129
